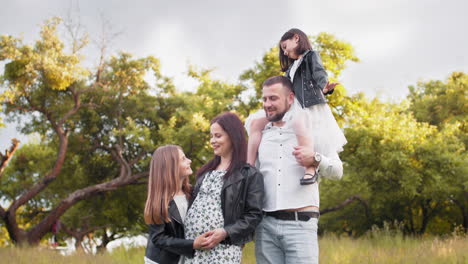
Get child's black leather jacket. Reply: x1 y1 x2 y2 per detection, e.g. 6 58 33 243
285 50 329 108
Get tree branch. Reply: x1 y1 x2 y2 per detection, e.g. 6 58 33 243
320 195 370 217
23 95 56 125
62 222 108 239
62 222 109 251
9 133 68 212
129 150 148 166
26 171 148 243
132 179 148 185
8 83 91 215
57 86 82 127
110 145 132 178
0 138 20 178
0 206 5 219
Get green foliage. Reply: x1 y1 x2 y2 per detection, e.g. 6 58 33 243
1 17 88 94
408 72 468 147
1 143 55 199
0 18 169 245
320 92 467 235
239 46 282 112
408 72 467 126
311 32 360 79
157 66 247 170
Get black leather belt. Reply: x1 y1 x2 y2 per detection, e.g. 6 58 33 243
264 210 320 221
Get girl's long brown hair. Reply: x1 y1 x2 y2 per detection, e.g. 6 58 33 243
144 145 191 225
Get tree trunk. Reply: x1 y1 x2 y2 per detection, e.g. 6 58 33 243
419 199 438 235
453 197 468 232
96 230 121 254
61 223 99 252
96 231 110 254
3 211 27 245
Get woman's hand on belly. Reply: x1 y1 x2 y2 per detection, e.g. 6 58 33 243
193 232 210 249
200 228 228 249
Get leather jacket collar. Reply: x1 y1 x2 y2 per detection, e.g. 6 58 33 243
168 200 183 224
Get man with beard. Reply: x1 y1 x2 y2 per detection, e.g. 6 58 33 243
252 76 343 264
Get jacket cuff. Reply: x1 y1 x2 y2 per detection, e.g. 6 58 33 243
181 239 196 257
223 227 232 240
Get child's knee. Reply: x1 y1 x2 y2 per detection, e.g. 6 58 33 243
251 118 268 131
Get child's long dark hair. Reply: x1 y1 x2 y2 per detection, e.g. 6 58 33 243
196 112 247 180
279 28 313 72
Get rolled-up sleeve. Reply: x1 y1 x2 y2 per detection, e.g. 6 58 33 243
318 152 343 180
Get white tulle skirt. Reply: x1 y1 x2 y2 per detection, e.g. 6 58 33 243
245 98 347 156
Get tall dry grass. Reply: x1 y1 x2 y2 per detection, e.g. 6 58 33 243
1 234 466 263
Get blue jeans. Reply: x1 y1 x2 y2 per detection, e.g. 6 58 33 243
255 215 319 264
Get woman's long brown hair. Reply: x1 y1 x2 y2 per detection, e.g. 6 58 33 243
196 112 247 180
144 145 191 225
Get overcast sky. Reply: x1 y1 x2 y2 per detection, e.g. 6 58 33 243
1 0 467 149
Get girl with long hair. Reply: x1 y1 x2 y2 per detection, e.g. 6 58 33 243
144 145 207 264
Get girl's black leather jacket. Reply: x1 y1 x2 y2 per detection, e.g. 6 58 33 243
285 49 330 108
145 200 194 264
190 163 264 246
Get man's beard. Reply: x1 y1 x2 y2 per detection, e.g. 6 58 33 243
265 108 287 122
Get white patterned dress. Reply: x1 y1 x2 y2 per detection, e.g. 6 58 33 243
184 170 242 264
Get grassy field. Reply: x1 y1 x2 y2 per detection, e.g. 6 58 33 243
0 234 466 263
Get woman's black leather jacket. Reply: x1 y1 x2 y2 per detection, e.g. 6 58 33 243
190 163 264 246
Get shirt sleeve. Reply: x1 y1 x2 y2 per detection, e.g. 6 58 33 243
318 151 343 180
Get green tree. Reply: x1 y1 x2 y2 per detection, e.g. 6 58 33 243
408 72 467 128
407 72 468 231
319 93 467 235
0 18 165 245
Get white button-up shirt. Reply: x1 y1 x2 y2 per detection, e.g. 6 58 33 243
257 112 343 212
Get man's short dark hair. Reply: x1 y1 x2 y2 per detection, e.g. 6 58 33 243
262 76 293 92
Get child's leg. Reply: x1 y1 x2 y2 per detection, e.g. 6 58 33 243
296 134 317 178
292 114 317 185
247 117 269 166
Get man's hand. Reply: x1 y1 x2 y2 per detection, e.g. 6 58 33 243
200 228 228 249
293 146 318 167
193 232 210 249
